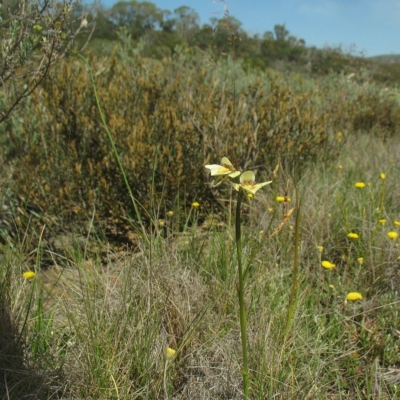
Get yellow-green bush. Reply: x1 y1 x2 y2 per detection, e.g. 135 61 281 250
3 50 336 244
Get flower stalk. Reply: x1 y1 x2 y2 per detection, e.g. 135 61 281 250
235 190 249 399
206 159 272 400
285 185 301 336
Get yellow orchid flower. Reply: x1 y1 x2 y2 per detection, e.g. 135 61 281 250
205 157 241 187
231 171 272 195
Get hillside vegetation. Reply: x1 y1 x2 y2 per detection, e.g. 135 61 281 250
1 2 400 399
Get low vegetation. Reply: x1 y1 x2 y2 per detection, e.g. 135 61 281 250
1 2 400 399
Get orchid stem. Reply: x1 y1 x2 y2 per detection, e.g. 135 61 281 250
236 190 249 399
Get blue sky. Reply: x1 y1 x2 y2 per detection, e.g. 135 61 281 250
100 0 400 57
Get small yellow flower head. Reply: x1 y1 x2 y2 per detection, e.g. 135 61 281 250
357 257 364 264
205 157 240 187
191 201 200 208
329 284 335 290
247 193 254 199
276 196 291 203
337 131 343 143
321 260 335 269
167 211 174 217
354 182 366 189
328 213 332 218
367 182 372 187
231 171 272 195
379 219 387 225
158 219 166 227
23 271 36 280
268 207 274 213
347 232 359 240
394 221 400 227
165 347 176 360
387 231 398 240
317 245 324 253
346 292 363 301
338 164 343 170
33 24 43 32
380 173 386 180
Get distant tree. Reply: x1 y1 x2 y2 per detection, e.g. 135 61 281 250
207 16 246 55
261 24 306 65
274 24 289 41
172 6 200 42
109 0 164 40
89 3 118 41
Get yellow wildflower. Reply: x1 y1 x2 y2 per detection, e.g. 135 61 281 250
191 201 200 208
346 292 363 301
247 193 254 199
357 257 364 264
23 271 36 280
231 171 272 195
379 219 387 225
276 196 291 203
167 211 174 217
317 246 324 253
268 207 274 213
380 173 386 180
387 231 398 240
347 233 359 240
165 347 176 360
158 219 166 227
321 261 335 269
205 157 240 187
354 182 366 189
394 221 400 227
338 164 343 170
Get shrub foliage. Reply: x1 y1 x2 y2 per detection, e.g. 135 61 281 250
2 45 399 246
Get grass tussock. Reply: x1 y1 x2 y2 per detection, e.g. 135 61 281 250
1 132 400 399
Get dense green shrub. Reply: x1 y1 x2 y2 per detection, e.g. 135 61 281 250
3 45 399 246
